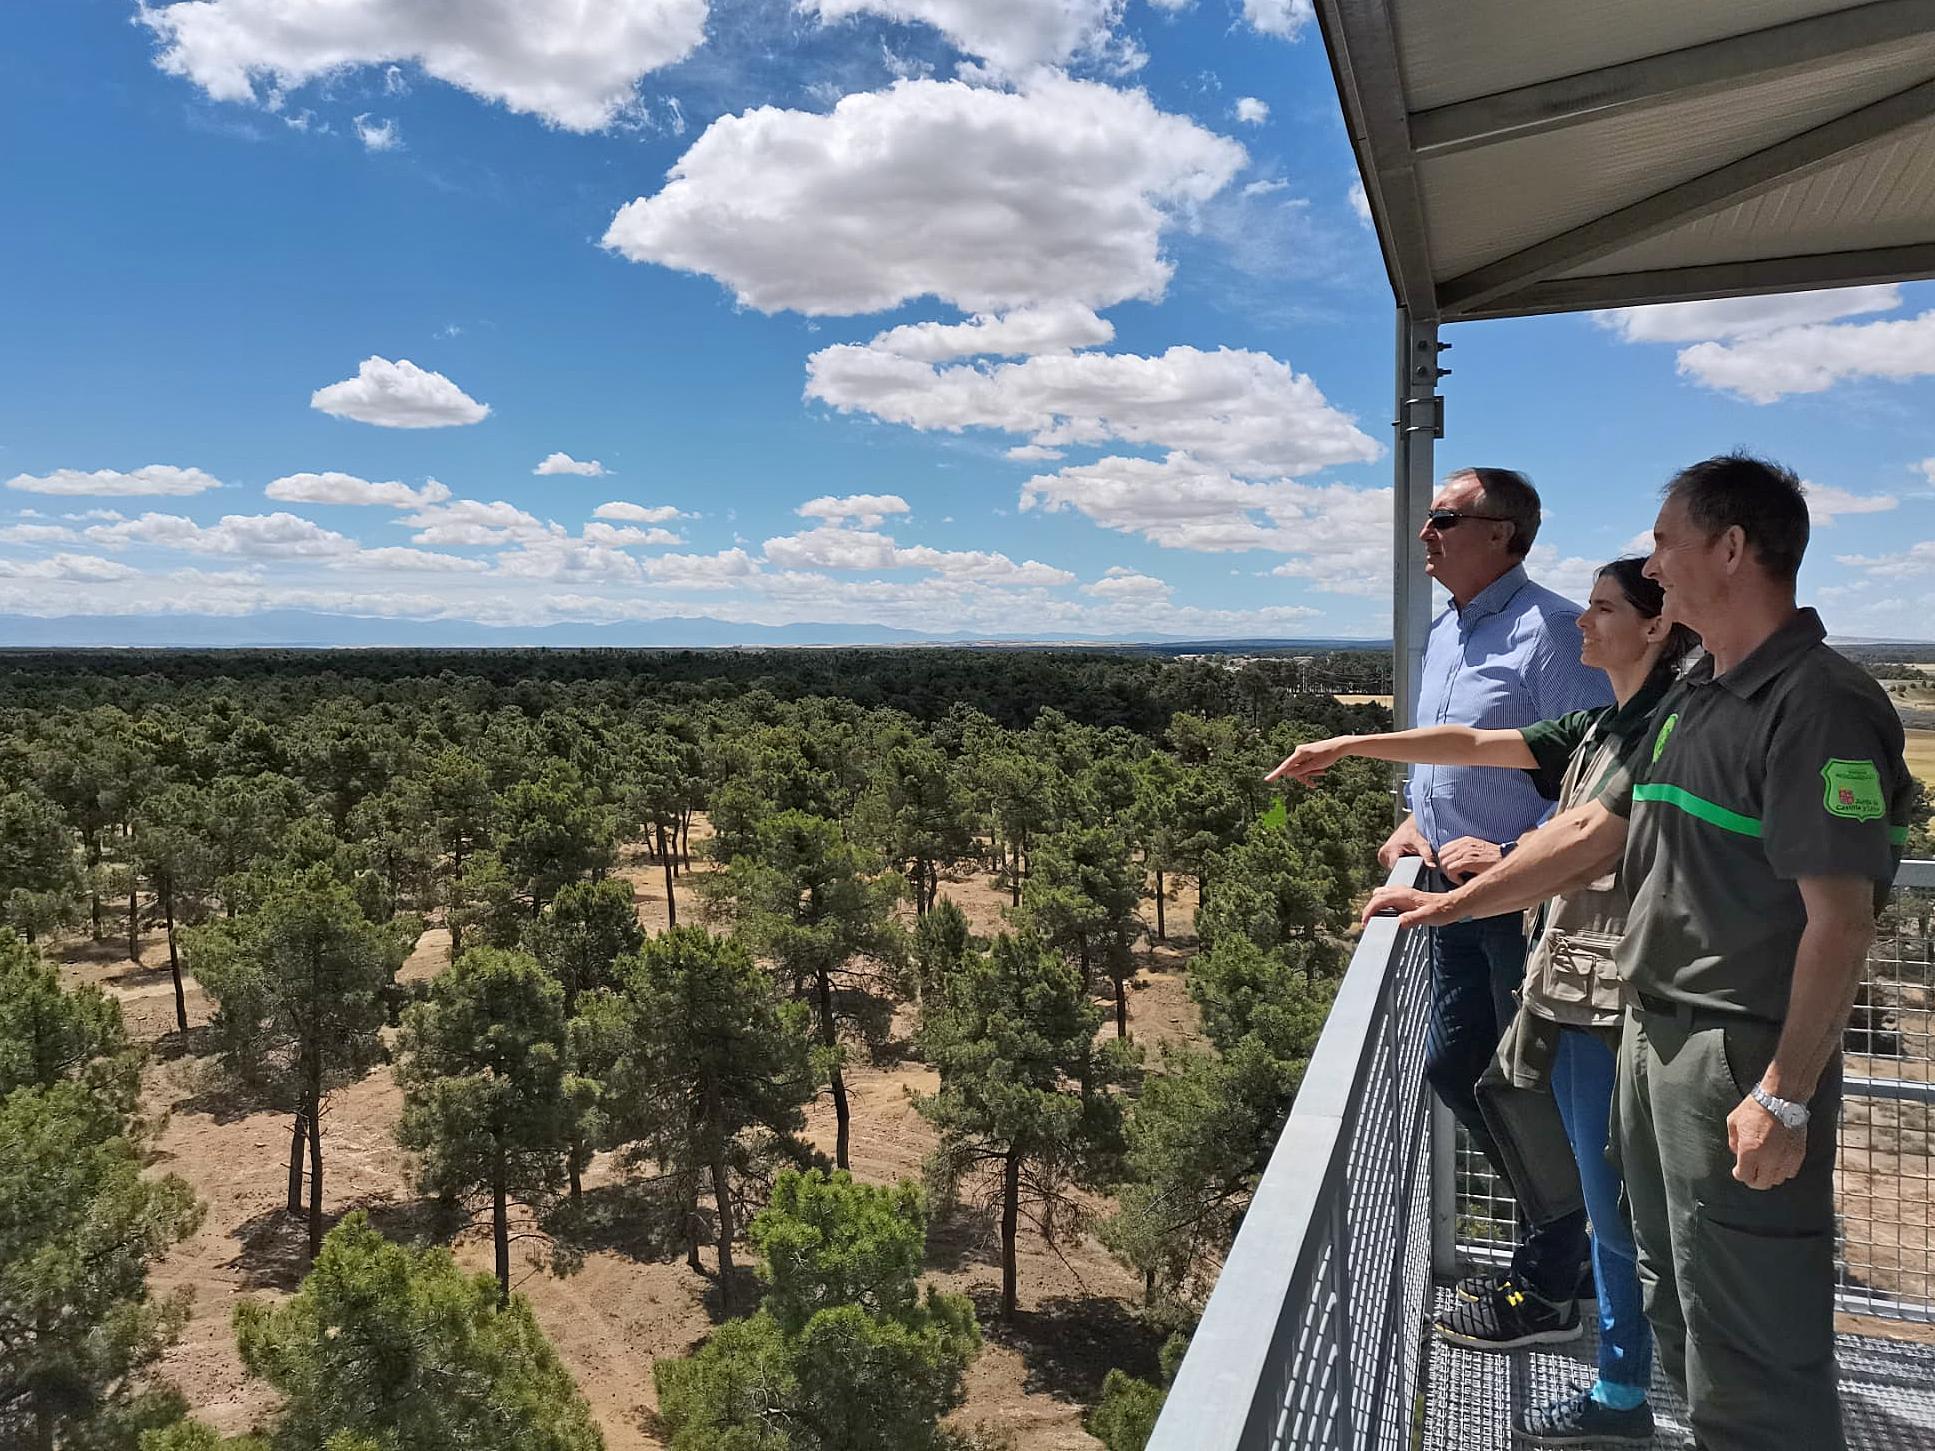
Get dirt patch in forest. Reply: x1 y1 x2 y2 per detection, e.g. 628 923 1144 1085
60 834 1194 1450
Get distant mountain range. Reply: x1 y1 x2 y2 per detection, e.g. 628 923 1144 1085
0 610 1389 652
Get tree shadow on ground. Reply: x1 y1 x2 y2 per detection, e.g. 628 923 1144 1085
923 1198 997 1275
695 1265 763 1326
227 1205 312 1292
969 1289 1164 1405
544 1181 692 1266
168 1066 290 1124
149 1023 217 1065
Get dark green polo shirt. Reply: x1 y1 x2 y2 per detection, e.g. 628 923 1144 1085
1605 608 1914 1023
1520 672 1675 806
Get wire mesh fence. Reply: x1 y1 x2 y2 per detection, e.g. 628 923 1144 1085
1449 868 1935 1324
1148 862 1439 1451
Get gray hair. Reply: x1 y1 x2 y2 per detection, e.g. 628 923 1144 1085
1458 467 1541 558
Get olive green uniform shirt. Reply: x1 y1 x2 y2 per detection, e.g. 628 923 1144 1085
1605 608 1913 1023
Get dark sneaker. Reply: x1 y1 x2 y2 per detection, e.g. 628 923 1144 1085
1514 1385 1654 1445
1455 1269 1507 1303
1434 1277 1581 1351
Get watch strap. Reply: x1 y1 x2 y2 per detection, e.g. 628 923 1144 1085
1750 1083 1809 1129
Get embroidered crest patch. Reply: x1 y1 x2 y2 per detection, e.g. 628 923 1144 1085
1822 759 1885 823
1651 713 1678 765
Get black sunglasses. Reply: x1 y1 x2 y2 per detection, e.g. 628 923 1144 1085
1424 509 1512 532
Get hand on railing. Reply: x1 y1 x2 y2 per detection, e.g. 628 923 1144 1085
1360 883 1463 929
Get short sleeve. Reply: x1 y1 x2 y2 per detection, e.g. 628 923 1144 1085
1762 692 1903 884
1520 709 1600 801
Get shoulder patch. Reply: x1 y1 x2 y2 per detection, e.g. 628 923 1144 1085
1822 759 1886 823
1651 713 1678 765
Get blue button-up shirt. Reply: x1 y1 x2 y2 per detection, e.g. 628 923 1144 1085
1407 564 1613 851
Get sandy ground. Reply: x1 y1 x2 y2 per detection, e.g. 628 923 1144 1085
55 832 1202 1449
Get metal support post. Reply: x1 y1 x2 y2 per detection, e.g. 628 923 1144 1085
1430 1097 1460 1280
1391 307 1444 772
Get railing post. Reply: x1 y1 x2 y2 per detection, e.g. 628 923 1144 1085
1330 1191 1358 1449
1430 1096 1459 1280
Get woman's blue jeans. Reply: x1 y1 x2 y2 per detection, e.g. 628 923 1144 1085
1553 1026 1654 1394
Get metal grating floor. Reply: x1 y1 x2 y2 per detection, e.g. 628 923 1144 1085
1420 1287 1935 1450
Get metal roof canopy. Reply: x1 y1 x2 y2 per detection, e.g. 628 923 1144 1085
1321 0 1935 324
1316 0 1935 737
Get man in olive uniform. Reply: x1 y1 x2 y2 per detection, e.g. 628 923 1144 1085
1371 455 1915 1449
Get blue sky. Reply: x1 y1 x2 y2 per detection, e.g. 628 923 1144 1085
4 0 1934 641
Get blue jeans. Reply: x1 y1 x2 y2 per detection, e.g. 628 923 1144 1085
1427 916 1589 1298
1553 1027 1653 1393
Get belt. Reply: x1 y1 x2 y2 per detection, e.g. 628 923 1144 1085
1633 990 1778 1031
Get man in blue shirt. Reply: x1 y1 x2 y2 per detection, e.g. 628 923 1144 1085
1386 467 1614 1347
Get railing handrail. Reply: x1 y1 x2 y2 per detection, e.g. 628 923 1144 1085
1148 857 1426 1451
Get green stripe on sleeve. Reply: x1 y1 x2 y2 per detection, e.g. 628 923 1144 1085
1630 783 1763 837
1633 785 1913 845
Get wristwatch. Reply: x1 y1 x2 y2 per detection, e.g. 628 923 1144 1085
1749 1083 1810 1131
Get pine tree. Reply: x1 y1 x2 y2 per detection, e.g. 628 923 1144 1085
1102 938 1333 1307
396 949 573 1304
1086 1335 1187 1451
132 784 218 1037
1018 825 1145 1038
526 880 646 1201
918 932 1134 1317
653 1170 979 1451
526 880 643 1018
603 928 817 1307
0 938 142 1107
496 770 615 918
859 742 974 917
186 869 399 1261
0 958 200 1451
0 787 81 945
231 1212 604 1451
700 812 903 1171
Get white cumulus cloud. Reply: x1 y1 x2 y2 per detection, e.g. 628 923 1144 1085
141 0 709 133
337 547 490 573
1084 567 1171 600
1591 286 1902 344
801 0 1129 73
6 465 223 497
1674 310 1935 404
353 113 400 151
593 500 686 523
265 472 452 508
1243 0 1313 38
1025 451 1390 595
400 498 549 548
311 357 490 428
535 452 608 476
761 524 1073 585
796 493 911 527
581 522 683 547
0 553 142 583
1802 482 1899 525
0 524 79 544
603 77 1246 316
1234 97 1269 125
864 303 1114 362
84 511 358 558
807 342 1382 478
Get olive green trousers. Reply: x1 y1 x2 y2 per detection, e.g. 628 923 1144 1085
1612 1007 1844 1451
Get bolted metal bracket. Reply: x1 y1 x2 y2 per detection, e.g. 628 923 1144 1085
1400 393 1445 438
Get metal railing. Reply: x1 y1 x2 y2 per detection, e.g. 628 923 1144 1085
1152 858 1935 1450
1149 858 1434 1451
